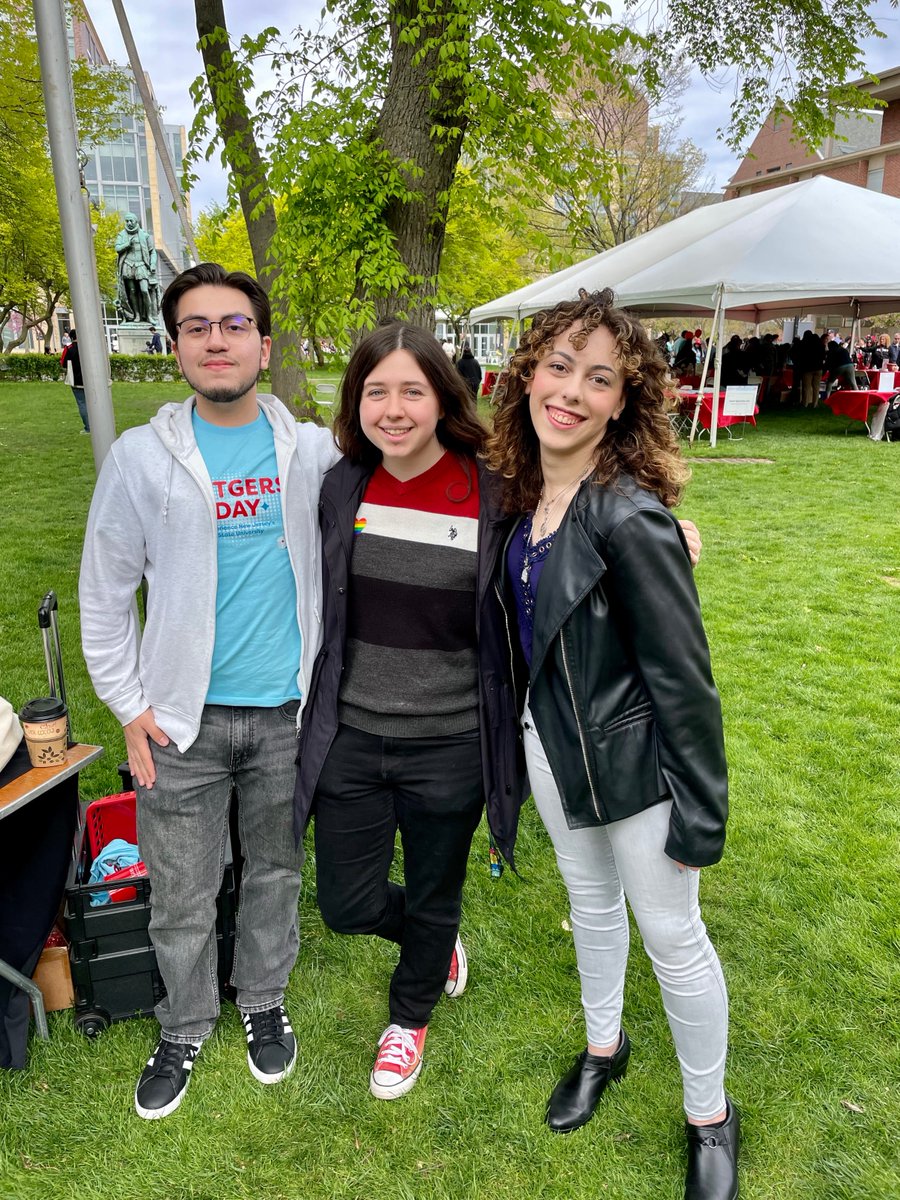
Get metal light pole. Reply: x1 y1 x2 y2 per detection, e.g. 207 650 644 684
110 0 199 263
33 0 116 473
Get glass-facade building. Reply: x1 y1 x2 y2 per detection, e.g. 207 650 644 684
80 76 192 289
60 5 192 349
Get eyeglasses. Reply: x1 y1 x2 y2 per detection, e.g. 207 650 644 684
174 315 257 341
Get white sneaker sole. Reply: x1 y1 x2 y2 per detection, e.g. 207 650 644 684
369 1057 423 1100
247 1045 297 1085
134 1085 188 1120
444 937 468 998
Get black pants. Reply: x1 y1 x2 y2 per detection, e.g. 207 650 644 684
314 724 484 1028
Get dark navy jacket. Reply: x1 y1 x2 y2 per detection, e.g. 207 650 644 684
293 456 527 866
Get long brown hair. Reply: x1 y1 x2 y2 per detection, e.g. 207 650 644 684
485 289 689 512
334 322 487 467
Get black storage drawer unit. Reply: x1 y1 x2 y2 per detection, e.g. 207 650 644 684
64 791 237 1037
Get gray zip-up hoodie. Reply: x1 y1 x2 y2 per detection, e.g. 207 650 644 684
79 394 340 752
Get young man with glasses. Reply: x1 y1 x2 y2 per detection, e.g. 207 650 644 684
80 263 339 1118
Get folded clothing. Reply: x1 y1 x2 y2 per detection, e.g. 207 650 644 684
88 838 142 906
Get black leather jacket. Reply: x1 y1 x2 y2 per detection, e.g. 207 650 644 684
516 474 728 868
293 455 527 866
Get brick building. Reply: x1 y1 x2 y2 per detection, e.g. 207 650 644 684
725 65 900 201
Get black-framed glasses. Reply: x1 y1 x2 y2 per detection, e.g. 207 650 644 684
174 315 257 341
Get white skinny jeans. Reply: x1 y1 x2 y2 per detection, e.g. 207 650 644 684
523 704 729 1121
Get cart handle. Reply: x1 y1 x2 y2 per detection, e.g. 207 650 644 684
38 591 58 628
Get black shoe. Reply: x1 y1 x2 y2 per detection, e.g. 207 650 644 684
545 1030 631 1133
134 1038 202 1120
685 1096 740 1200
242 1004 297 1083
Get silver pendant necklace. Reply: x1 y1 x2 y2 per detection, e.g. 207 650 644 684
535 464 594 541
521 465 593 591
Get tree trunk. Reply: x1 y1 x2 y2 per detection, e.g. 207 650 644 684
0 303 14 353
2 290 60 353
194 0 318 421
361 0 468 327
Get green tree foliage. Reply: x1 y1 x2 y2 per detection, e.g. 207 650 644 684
193 1 315 417
437 169 535 344
0 0 127 350
189 0 880 342
194 203 255 275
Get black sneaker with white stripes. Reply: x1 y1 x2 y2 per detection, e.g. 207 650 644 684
134 1038 202 1120
242 1004 297 1083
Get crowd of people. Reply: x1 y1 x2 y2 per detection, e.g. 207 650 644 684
77 264 737 1199
656 325 899 438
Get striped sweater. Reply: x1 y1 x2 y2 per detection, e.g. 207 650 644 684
338 452 480 737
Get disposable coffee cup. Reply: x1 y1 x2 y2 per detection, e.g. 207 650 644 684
18 697 68 768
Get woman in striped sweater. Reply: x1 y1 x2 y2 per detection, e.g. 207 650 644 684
294 322 525 1101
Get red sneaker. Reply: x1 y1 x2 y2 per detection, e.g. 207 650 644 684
369 1023 427 1100
444 935 468 998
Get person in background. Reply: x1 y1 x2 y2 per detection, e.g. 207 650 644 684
719 335 748 387
742 335 761 377
825 336 858 394
441 337 456 361
61 329 90 434
672 330 696 373
867 333 891 371
456 342 483 397
889 333 900 366
796 330 825 407
486 289 737 1200
755 333 779 403
148 326 163 354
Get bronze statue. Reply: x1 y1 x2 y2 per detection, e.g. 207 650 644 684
116 212 160 325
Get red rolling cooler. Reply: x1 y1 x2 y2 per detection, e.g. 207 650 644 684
64 791 237 1037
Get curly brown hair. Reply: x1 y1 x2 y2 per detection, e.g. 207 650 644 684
484 289 689 513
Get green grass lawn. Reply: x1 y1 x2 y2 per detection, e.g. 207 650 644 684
1 385 898 1200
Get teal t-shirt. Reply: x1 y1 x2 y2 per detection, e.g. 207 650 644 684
192 407 302 705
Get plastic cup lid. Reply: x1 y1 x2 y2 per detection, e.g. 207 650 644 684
19 696 67 723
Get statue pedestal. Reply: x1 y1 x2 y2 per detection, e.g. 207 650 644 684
117 324 154 356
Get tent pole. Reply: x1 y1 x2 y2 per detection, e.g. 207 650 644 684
689 285 722 445
849 300 860 365
710 295 726 448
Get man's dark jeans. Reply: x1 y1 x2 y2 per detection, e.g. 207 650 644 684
314 723 483 1028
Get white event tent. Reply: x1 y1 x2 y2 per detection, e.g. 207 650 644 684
470 177 900 443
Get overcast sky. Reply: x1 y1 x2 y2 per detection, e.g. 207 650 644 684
83 0 900 214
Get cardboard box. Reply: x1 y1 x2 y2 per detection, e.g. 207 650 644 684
33 944 74 1012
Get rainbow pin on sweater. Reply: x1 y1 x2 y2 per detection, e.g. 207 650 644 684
353 517 367 536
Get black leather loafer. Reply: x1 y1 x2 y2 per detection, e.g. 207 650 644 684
684 1095 740 1199
545 1029 631 1133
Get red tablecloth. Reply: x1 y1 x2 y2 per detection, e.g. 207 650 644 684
481 370 499 397
824 389 893 423
679 391 759 430
858 368 898 387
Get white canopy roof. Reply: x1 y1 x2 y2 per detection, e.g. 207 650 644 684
470 177 900 323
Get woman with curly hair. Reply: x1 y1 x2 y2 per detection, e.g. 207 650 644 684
486 291 738 1200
